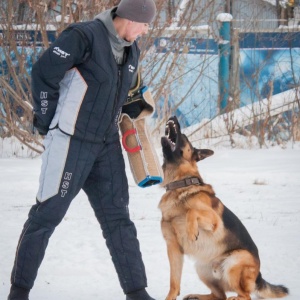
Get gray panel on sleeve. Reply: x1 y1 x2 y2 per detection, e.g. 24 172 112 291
50 68 87 135
37 129 71 202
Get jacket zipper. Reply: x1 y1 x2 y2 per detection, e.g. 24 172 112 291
103 67 122 143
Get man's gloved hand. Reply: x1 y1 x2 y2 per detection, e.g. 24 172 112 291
33 114 49 136
122 86 148 119
122 85 154 120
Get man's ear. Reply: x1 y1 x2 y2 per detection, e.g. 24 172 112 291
193 149 214 162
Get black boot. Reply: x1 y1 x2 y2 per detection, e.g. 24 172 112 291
126 288 155 300
7 285 30 300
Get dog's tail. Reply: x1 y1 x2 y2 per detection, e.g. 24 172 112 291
255 272 289 298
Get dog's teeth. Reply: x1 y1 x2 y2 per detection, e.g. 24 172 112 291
165 124 170 138
167 130 170 138
172 123 177 132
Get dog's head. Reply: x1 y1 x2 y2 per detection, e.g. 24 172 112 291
161 116 214 176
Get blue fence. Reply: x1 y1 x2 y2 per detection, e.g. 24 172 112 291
239 32 300 108
1 29 300 128
0 29 56 46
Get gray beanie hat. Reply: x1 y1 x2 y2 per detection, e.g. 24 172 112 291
116 0 156 24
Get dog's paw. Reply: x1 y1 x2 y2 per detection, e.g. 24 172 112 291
165 294 178 300
203 222 217 232
187 228 199 242
186 210 200 241
165 288 180 300
183 294 201 300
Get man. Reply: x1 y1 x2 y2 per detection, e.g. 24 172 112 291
8 0 157 299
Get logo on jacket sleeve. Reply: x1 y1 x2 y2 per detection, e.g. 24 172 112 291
61 172 72 197
40 91 48 114
53 47 70 58
128 65 135 73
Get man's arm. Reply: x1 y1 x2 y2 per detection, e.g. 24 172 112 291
32 26 89 135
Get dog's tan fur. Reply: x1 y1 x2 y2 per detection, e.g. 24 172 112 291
159 116 288 300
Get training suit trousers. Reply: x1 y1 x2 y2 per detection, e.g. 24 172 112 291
11 129 147 293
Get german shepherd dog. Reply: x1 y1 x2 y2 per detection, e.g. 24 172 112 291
159 116 288 300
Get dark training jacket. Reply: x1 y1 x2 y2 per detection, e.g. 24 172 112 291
32 19 140 143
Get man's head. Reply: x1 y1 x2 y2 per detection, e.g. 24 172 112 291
116 0 156 24
114 0 156 42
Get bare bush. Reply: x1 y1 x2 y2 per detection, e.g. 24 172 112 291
1 0 300 155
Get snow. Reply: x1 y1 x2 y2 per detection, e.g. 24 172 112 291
0 139 300 300
0 24 57 31
170 0 191 28
184 88 300 141
216 13 233 22
263 0 277 6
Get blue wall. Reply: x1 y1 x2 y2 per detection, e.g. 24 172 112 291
239 33 300 107
1 30 300 128
146 32 300 127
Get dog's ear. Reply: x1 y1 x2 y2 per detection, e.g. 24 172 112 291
193 149 214 162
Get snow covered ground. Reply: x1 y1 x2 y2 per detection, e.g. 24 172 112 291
1 140 300 300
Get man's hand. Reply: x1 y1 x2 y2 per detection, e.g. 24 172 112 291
33 114 49 136
122 88 147 119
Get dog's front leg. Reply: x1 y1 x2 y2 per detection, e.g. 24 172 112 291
162 220 183 300
166 238 183 300
186 209 200 241
187 208 220 241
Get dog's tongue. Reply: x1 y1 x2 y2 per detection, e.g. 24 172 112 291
165 120 174 136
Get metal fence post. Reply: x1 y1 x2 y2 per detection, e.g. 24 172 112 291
217 13 233 113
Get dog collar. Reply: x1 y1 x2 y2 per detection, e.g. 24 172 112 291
165 177 204 191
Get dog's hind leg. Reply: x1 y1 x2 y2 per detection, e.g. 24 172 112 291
183 281 226 300
162 220 184 300
223 250 259 300
183 292 225 300
183 264 226 300
226 296 250 300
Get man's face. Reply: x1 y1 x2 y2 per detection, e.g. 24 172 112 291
124 21 149 42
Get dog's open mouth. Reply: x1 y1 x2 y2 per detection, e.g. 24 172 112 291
161 116 180 152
